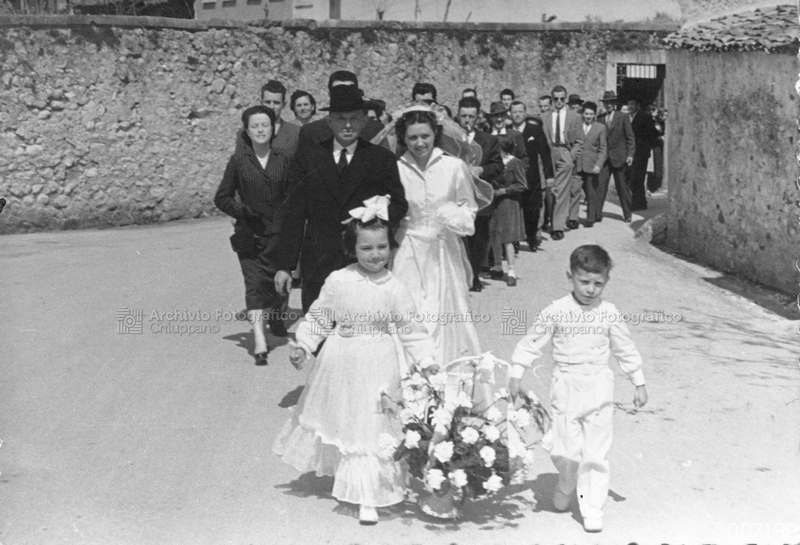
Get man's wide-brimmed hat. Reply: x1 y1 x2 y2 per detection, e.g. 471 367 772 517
486 101 509 116
567 94 583 106
321 85 366 112
601 90 619 102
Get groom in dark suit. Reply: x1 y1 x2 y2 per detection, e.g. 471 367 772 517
274 85 408 312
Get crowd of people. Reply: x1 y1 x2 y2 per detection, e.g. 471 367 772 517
213 70 650 533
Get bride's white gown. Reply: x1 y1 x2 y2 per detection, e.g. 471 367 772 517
392 149 489 405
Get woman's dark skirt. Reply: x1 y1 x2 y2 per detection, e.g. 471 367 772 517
237 234 282 311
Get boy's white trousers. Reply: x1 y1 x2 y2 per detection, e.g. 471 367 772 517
549 364 615 520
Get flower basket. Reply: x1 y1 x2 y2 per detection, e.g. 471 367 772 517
380 353 550 520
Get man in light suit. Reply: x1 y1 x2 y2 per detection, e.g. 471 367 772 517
597 91 635 222
274 85 408 313
541 85 583 241
576 101 608 228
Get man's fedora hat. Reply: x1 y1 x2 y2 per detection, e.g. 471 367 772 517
321 85 366 112
486 101 509 116
567 94 583 106
601 90 619 102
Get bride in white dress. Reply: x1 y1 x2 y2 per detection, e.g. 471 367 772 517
391 108 492 407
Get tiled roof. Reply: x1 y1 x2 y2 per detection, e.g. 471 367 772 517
663 4 798 52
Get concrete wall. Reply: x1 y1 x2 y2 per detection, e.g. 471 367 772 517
0 16 672 234
665 49 799 294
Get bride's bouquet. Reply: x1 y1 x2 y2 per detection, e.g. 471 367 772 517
379 354 550 519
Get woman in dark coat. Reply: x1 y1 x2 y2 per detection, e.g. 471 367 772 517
215 105 291 365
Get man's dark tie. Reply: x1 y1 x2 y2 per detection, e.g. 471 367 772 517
337 149 348 174
555 112 561 145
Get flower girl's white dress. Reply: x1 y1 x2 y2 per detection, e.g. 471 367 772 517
273 264 435 507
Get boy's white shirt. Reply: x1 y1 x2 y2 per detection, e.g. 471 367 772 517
510 294 645 386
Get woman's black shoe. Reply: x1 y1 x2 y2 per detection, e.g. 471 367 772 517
255 349 269 366
469 279 483 292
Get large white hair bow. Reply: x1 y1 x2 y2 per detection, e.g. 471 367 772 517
343 194 391 224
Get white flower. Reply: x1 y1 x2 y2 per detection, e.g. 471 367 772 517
449 469 468 488
482 473 504 493
404 429 422 449
425 468 446 491
408 372 426 386
494 388 509 401
455 391 473 409
377 433 399 459
485 406 503 422
433 441 454 463
460 427 479 444
511 409 531 429
431 407 452 430
428 372 448 389
483 425 500 442
399 408 416 425
479 445 496 467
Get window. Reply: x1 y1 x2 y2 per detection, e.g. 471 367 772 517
222 0 235 6
202 2 215 8
247 0 261 4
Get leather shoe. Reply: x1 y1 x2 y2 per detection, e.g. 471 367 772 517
623 217 632 223
566 220 579 230
268 319 288 337
359 505 378 525
488 270 504 280
584 221 594 228
551 230 564 241
254 349 269 366
469 279 483 292
527 238 539 252
506 276 517 287
542 221 552 232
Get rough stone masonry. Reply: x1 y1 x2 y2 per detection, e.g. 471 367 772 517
0 18 670 233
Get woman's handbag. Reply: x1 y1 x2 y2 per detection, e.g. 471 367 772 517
229 231 263 255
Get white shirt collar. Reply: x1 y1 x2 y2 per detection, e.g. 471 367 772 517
333 139 358 157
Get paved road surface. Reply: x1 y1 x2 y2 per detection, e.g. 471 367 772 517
2 196 798 544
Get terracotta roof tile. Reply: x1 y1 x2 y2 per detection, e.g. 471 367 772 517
663 4 798 52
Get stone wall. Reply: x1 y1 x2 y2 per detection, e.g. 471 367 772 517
665 49 799 294
0 16 672 233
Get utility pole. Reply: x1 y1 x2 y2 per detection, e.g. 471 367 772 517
443 0 452 21
414 0 421 21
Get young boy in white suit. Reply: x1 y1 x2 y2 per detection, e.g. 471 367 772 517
508 245 648 533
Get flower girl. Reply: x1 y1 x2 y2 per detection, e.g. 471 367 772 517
273 196 438 524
